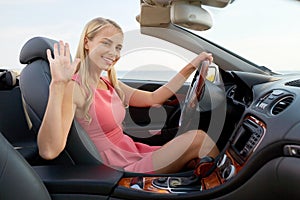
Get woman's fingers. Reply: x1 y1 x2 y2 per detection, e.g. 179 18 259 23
206 54 213 64
51 41 72 64
65 42 70 59
200 52 213 64
190 52 214 69
46 49 53 62
47 40 79 83
53 43 59 57
59 40 65 56
52 40 68 58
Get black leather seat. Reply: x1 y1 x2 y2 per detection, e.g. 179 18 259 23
19 36 102 165
0 132 51 200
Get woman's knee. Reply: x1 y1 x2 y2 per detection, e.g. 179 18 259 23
185 129 207 144
187 129 218 158
198 131 219 158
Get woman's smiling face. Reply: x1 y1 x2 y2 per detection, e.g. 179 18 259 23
85 25 123 71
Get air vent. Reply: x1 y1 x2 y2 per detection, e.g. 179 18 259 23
286 79 300 87
271 95 294 115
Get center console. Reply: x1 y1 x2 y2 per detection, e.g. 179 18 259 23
34 164 123 197
118 115 266 193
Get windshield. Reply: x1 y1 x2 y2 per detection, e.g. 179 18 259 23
199 0 300 74
1 0 299 75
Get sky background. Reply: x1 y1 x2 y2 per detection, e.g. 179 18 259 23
0 0 299 73
0 0 140 70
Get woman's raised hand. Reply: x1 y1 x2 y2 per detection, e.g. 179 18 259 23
46 40 80 84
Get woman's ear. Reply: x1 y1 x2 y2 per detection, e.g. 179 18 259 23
84 37 89 50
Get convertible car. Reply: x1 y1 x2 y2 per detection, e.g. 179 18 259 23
1 0 300 199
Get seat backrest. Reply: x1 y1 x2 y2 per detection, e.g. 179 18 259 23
0 132 51 200
19 36 102 165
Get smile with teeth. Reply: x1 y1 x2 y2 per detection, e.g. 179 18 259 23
102 56 114 65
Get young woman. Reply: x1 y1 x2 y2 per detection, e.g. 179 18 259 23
38 17 219 174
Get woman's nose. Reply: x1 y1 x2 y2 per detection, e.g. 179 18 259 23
107 46 119 58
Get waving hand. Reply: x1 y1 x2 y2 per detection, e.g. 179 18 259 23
46 40 80 83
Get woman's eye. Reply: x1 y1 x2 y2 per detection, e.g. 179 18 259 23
102 41 110 46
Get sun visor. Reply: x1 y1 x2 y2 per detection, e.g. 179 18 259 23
170 1 212 31
137 3 171 27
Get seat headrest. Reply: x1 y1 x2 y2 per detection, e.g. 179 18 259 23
19 36 58 64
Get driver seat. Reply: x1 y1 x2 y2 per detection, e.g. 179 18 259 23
19 36 102 165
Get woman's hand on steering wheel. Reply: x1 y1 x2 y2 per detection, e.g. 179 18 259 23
190 52 213 70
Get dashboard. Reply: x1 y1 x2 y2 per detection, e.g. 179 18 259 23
224 70 300 152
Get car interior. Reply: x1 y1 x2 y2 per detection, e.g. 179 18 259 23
1 0 300 199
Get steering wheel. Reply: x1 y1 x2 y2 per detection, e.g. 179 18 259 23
179 60 210 133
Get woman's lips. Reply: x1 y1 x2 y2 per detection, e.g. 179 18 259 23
102 56 114 65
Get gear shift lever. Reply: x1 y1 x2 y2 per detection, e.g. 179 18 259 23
152 156 215 193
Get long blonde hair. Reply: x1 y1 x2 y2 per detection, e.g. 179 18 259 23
75 17 125 123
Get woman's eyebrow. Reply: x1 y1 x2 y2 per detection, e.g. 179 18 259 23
103 38 122 46
102 38 113 43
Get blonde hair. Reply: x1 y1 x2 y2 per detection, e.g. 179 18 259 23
75 17 125 123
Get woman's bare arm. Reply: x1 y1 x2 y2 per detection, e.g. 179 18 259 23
37 41 80 160
38 82 76 159
120 52 213 107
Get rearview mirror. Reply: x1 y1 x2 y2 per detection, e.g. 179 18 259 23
170 1 212 31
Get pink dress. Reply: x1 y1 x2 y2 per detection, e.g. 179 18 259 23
74 76 161 173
